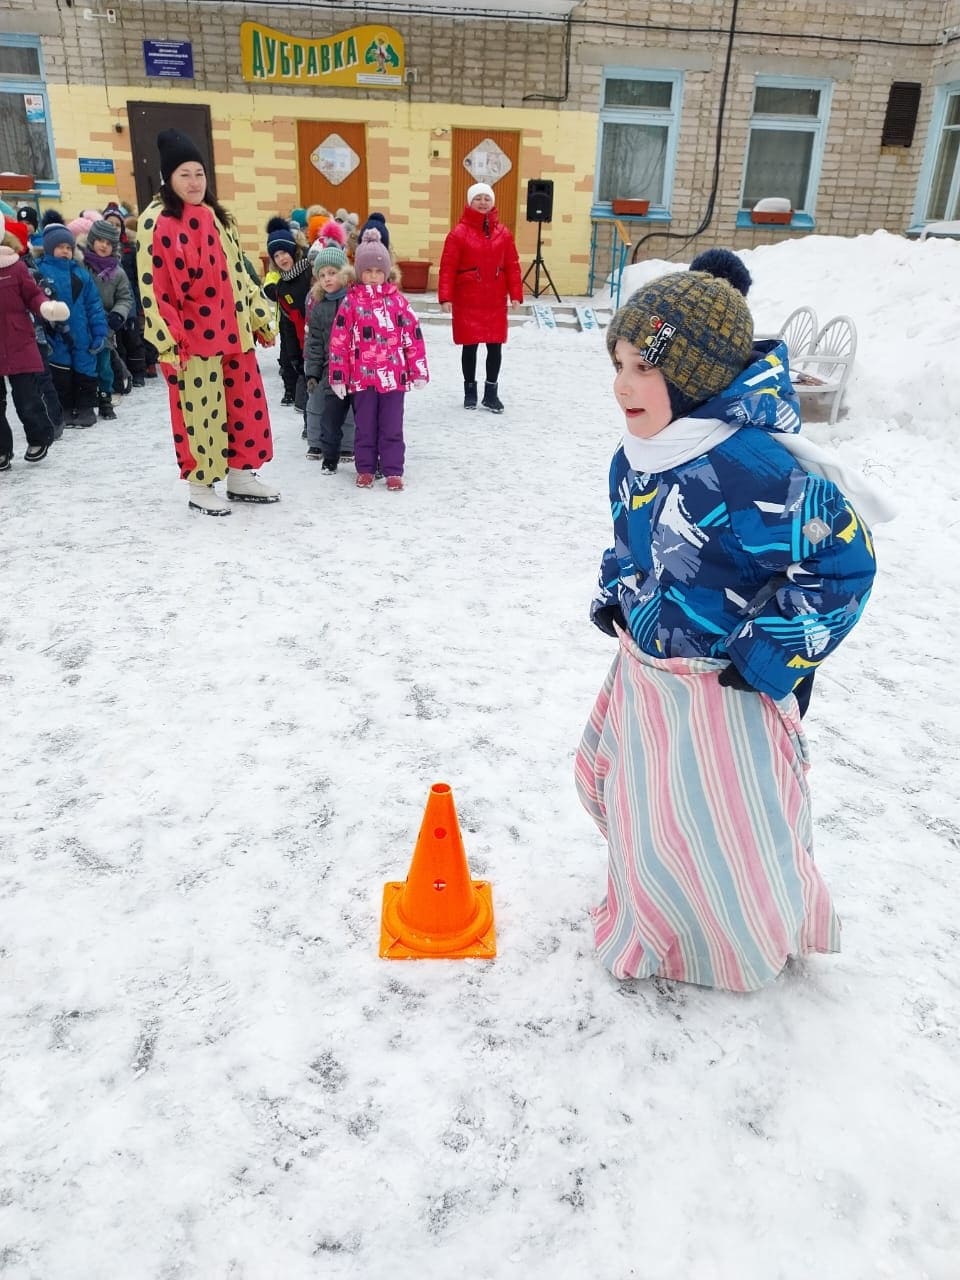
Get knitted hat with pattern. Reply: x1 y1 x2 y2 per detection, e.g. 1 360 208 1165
354 227 391 276
606 269 754 419
89 218 120 247
313 244 347 273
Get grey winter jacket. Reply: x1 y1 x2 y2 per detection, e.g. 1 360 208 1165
303 286 347 392
84 256 133 349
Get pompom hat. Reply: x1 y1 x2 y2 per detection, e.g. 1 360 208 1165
266 215 297 259
606 269 754 420
354 227 391 277
42 222 76 254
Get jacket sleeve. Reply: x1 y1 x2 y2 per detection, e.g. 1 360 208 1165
136 211 186 361
303 300 326 380
327 293 353 391
17 261 49 318
225 223 274 340
437 227 461 305
111 268 134 321
399 298 429 383
83 274 109 346
502 229 523 303
262 268 280 302
725 473 877 700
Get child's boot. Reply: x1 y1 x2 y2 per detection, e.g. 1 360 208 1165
463 380 478 410
98 392 117 421
482 381 504 413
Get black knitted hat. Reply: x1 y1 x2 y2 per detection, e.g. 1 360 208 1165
157 129 205 184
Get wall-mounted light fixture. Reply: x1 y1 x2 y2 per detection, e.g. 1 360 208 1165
82 7 117 21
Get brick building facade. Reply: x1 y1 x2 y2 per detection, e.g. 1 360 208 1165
3 0 960 294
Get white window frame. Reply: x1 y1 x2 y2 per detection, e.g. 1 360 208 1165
739 75 833 216
914 81 960 225
0 33 59 194
593 68 684 215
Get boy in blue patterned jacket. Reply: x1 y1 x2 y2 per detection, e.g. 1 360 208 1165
591 263 876 707
577 259 880 991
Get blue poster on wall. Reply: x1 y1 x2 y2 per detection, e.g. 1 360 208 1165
143 40 195 79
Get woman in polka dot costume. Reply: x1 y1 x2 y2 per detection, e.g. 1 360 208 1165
136 129 279 516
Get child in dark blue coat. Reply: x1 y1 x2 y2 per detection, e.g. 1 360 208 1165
40 222 108 428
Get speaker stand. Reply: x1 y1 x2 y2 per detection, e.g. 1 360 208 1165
523 221 562 303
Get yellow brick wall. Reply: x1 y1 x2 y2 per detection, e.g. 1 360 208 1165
44 84 598 295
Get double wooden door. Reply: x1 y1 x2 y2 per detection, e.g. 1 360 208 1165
450 129 521 232
296 120 368 219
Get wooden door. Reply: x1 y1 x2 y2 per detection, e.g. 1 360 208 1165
451 129 521 233
127 101 215 210
297 121 368 219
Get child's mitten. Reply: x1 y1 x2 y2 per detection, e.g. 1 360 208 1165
107 311 125 331
39 300 69 324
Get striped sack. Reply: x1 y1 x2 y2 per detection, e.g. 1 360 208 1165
575 629 840 991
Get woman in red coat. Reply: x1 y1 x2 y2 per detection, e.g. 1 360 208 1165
438 182 523 413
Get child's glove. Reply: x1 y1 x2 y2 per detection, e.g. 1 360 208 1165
718 664 759 694
39 300 69 324
306 378 318 393
107 311 125 332
591 603 625 638
88 339 106 354
331 383 347 400
412 379 428 391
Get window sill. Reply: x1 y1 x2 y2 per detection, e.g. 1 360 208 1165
736 211 815 231
905 221 960 239
591 204 672 224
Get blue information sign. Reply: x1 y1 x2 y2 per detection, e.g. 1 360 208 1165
143 40 195 79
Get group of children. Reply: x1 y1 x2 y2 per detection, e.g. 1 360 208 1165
261 205 428 490
0 200 159 470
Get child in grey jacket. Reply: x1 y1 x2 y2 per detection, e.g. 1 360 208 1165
303 245 352 473
83 218 133 419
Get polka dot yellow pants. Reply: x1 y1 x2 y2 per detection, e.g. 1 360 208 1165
162 349 273 483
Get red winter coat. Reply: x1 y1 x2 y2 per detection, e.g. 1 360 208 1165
438 206 523 346
0 246 47 375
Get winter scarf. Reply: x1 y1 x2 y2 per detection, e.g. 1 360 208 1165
84 249 121 281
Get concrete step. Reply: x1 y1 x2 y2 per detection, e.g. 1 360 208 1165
411 300 614 330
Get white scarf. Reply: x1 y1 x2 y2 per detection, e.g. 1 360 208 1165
621 418 897 528
621 417 736 473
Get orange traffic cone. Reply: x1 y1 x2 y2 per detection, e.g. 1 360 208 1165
380 782 496 960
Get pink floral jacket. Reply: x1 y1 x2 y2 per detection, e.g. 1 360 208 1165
328 281 429 394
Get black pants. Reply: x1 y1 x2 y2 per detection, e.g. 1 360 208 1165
49 363 98 417
117 323 146 377
462 343 502 384
320 390 352 462
278 316 303 397
0 372 57 455
35 346 65 436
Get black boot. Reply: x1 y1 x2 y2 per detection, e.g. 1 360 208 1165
482 381 504 413
463 380 478 410
98 393 117 421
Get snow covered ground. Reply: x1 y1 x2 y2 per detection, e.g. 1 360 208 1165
1 231 958 1279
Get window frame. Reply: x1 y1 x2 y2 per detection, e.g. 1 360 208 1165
738 74 833 218
592 67 684 219
913 81 960 227
0 32 59 195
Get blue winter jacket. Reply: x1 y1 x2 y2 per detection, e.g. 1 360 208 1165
592 341 877 701
41 255 108 377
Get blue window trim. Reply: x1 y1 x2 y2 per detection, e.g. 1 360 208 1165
738 75 833 221
912 81 960 228
735 211 815 231
594 67 684 220
0 32 60 195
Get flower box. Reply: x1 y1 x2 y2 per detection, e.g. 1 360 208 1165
611 199 650 216
0 172 35 192
750 209 793 225
397 259 432 291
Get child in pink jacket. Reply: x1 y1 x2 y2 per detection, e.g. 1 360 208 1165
328 229 428 491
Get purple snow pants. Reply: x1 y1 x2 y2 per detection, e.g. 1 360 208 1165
352 387 405 477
